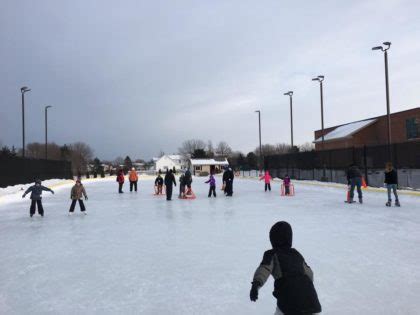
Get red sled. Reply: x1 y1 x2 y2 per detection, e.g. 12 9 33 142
281 184 295 196
153 185 165 196
179 188 196 200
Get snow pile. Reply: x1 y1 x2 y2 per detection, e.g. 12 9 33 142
314 119 376 142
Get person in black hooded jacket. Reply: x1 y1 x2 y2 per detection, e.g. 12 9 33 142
22 179 55 217
164 169 176 200
250 221 321 315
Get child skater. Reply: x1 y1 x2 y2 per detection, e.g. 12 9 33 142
260 170 272 191
154 173 164 195
69 179 88 215
384 162 400 207
283 174 291 195
22 179 55 217
250 221 321 315
179 174 186 198
205 172 216 197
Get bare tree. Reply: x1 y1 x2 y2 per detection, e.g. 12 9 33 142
158 150 165 158
68 142 94 174
254 143 292 156
299 142 315 152
113 156 124 166
207 140 215 158
178 139 206 158
216 141 232 157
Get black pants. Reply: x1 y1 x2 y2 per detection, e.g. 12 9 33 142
69 199 86 212
166 185 173 200
208 186 216 197
226 181 233 196
265 183 271 191
30 200 44 216
130 181 138 192
285 185 290 195
118 183 123 193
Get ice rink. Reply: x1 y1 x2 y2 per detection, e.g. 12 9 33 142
0 177 419 314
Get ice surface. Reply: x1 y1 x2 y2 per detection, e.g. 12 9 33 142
314 119 377 142
1 177 419 314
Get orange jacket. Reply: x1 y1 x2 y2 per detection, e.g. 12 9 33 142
129 170 138 181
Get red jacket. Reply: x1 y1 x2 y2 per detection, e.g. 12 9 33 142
117 173 125 184
259 172 272 184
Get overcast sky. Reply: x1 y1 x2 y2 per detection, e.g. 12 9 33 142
1 0 419 160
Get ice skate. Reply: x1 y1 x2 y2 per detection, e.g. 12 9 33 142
358 198 363 204
386 201 391 207
395 200 401 207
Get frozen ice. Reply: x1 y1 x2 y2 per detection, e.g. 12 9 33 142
1 177 419 314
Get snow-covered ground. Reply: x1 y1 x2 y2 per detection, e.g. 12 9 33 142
0 177 419 314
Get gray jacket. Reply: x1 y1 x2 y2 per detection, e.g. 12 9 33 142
23 184 53 200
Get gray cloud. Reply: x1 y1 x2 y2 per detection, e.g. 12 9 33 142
1 0 419 160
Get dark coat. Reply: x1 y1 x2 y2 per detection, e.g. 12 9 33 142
164 173 176 186
384 169 398 185
155 176 164 186
346 165 362 180
24 184 53 200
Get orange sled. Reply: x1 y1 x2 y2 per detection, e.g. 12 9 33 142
179 188 196 199
281 184 295 196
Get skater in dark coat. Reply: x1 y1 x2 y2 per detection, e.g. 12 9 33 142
154 174 164 195
117 170 125 193
225 168 234 196
69 179 88 214
22 179 55 217
384 162 400 207
179 174 186 198
164 169 176 200
346 164 363 203
250 221 322 315
222 168 229 195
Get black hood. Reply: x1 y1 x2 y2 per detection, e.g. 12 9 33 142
270 221 293 249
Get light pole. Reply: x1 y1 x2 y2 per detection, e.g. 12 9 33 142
45 106 52 159
255 110 262 170
372 41 392 162
20 86 31 158
283 91 294 149
312 75 327 181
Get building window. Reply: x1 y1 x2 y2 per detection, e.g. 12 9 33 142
195 166 202 171
406 118 420 139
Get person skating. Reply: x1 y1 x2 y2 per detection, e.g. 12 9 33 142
205 173 216 197
222 168 229 195
260 170 272 192
128 167 138 192
250 221 322 315
283 174 291 195
184 169 193 194
22 179 55 217
179 174 186 198
225 167 234 196
164 169 176 200
69 179 88 215
384 162 400 207
154 173 164 195
346 164 363 203
117 169 125 193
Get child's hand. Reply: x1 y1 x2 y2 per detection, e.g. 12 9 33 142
22 194 25 198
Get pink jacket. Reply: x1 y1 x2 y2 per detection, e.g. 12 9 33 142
259 172 272 184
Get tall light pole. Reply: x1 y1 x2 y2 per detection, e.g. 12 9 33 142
283 91 294 149
255 110 262 170
372 41 392 162
45 106 52 160
312 75 327 181
20 86 31 158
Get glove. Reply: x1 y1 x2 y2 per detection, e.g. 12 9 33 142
22 194 25 198
51 191 55 194
85 196 88 200
250 282 260 302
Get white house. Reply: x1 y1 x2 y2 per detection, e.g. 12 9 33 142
155 155 187 172
189 158 229 176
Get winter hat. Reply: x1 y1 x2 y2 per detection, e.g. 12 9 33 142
35 179 41 185
270 221 293 249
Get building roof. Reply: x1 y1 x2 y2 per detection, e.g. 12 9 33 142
190 158 229 166
314 118 377 143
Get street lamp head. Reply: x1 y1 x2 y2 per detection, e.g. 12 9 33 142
21 86 31 93
284 91 293 96
255 110 260 113
45 105 52 109
312 77 319 81
383 41 391 47
372 46 383 51
312 75 324 82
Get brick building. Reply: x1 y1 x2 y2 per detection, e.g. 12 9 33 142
314 107 420 150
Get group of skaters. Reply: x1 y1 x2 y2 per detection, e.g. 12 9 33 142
345 162 400 206
21 162 401 218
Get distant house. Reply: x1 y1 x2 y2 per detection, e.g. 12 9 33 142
314 107 420 150
155 155 187 172
188 158 229 176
